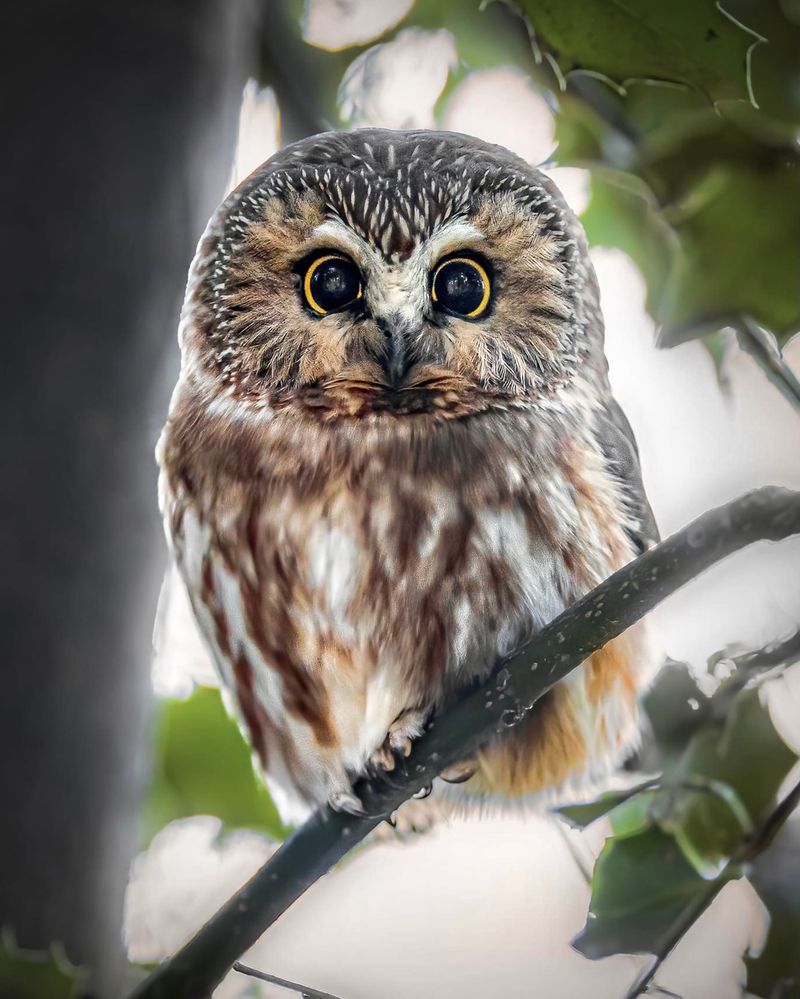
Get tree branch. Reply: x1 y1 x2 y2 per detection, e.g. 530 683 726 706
129 486 800 999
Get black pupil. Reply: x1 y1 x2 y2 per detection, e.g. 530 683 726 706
309 258 360 312
434 261 485 316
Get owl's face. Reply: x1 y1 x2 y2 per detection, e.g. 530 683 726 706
183 130 597 419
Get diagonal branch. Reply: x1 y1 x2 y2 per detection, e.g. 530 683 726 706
129 486 800 999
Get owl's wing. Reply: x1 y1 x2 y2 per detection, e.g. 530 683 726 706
595 397 660 554
152 561 219 693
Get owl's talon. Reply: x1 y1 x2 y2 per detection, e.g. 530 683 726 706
440 761 477 784
388 731 414 758
329 790 366 816
370 706 428 774
369 742 397 772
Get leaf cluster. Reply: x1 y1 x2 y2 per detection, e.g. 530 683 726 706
557 636 800 997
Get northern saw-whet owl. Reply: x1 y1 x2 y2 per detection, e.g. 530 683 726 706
158 129 659 825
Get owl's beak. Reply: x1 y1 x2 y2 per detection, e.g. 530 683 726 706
376 314 414 387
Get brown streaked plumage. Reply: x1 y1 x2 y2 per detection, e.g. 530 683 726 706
158 129 659 824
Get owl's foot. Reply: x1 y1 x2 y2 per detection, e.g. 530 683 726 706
369 707 428 772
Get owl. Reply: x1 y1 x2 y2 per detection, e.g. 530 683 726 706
158 129 658 825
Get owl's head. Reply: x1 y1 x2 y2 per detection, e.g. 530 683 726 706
181 129 602 420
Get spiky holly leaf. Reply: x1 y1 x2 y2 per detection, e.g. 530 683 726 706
662 686 798 874
719 0 800 126
516 0 757 102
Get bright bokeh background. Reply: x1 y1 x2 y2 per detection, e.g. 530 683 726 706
126 4 800 995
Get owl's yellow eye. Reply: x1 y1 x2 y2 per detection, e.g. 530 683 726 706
431 256 491 319
303 254 363 316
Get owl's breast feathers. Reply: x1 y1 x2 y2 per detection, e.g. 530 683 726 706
159 393 653 818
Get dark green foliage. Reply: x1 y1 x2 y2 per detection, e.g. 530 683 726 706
515 0 756 100
573 826 720 959
515 0 800 357
556 636 799 993
746 819 800 998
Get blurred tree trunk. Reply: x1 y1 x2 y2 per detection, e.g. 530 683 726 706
0 2 261 994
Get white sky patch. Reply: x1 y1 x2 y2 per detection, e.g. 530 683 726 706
338 28 457 129
124 817 277 971
303 0 415 52
226 80 280 194
126 813 765 998
599 249 800 667
441 67 555 165
541 165 591 216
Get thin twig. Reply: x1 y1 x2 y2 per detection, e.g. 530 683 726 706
731 629 800 676
233 961 344 999
129 487 800 999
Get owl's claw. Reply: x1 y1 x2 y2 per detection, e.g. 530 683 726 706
328 790 366 816
440 761 477 784
369 742 397 772
388 728 415 758
369 706 428 773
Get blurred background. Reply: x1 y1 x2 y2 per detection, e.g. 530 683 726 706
1 2 799 997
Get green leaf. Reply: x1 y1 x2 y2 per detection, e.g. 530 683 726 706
655 779 753 876
580 172 679 323
701 330 733 392
517 0 757 102
638 659 712 769
574 827 716 959
142 686 289 845
659 163 800 346
0 931 87 999
720 0 800 125
555 780 657 830
608 791 659 838
664 687 797 873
